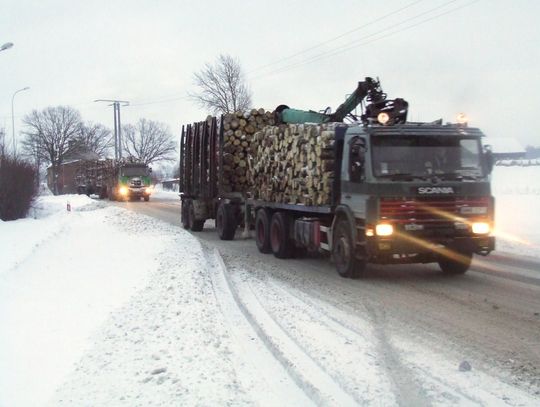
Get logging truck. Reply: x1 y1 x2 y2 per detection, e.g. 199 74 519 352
180 78 495 278
76 159 153 201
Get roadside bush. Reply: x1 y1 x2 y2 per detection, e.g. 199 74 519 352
0 155 38 220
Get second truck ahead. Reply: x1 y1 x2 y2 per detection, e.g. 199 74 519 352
77 158 153 201
180 78 495 278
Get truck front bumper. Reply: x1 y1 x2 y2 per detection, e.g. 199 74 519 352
366 235 495 263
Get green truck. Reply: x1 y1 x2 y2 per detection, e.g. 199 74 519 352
77 159 153 201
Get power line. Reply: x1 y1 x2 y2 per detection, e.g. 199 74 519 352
250 0 477 81
130 94 189 107
248 0 426 75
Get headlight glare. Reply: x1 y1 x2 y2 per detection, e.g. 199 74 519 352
472 222 490 234
376 223 393 236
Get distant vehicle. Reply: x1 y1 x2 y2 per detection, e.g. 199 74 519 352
76 159 153 202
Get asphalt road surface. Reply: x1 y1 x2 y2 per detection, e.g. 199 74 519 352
113 195 540 402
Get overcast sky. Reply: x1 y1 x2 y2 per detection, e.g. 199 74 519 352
1 0 539 151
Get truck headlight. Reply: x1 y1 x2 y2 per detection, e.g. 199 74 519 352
145 187 153 194
376 223 393 236
119 186 129 196
472 222 490 234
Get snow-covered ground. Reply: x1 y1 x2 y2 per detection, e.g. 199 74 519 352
492 165 540 258
0 166 539 406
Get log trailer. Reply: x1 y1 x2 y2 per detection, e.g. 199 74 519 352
180 78 495 278
76 159 153 201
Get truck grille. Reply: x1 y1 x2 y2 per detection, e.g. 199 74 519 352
131 180 142 187
379 197 490 226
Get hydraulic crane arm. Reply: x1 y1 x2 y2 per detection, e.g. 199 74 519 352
329 77 385 122
274 77 407 125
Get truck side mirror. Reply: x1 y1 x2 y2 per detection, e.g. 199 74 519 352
349 138 366 182
483 145 494 175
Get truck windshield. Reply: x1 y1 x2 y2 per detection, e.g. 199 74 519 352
371 135 484 179
121 166 148 177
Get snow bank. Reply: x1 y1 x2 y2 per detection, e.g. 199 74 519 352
492 166 540 258
0 195 197 406
0 195 97 277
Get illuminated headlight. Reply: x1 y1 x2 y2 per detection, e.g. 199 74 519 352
376 223 394 236
145 186 153 194
119 186 129 196
472 222 490 234
377 112 390 125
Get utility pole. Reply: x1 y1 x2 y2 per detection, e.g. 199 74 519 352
94 99 129 160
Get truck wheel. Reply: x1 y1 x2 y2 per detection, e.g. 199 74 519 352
255 209 272 253
438 249 472 274
188 203 205 232
270 212 294 259
332 219 366 279
144 196 150 202
181 201 191 230
217 203 237 240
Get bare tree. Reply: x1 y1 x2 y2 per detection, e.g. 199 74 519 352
21 106 82 194
190 54 252 114
122 118 176 165
72 122 113 158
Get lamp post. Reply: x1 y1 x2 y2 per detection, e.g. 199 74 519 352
12 87 30 156
1 42 13 52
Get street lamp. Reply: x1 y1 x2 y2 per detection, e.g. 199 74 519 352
1 42 14 52
12 87 30 156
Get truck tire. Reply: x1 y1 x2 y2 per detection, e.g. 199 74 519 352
255 209 272 254
144 196 150 202
270 212 294 259
217 203 237 240
188 203 205 232
332 218 366 279
181 201 191 230
438 249 472 274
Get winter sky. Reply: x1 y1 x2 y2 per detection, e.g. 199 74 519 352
1 0 539 149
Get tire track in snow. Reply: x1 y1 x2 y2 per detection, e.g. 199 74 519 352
261 278 432 406
279 274 540 405
208 248 359 406
203 248 312 406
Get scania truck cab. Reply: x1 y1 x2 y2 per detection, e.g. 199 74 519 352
332 122 495 277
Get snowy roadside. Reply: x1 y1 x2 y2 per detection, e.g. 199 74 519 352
1 194 312 407
151 186 180 201
492 166 540 259
0 195 247 406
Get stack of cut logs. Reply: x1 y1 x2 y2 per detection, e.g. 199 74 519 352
76 159 114 187
250 123 340 206
221 109 274 193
